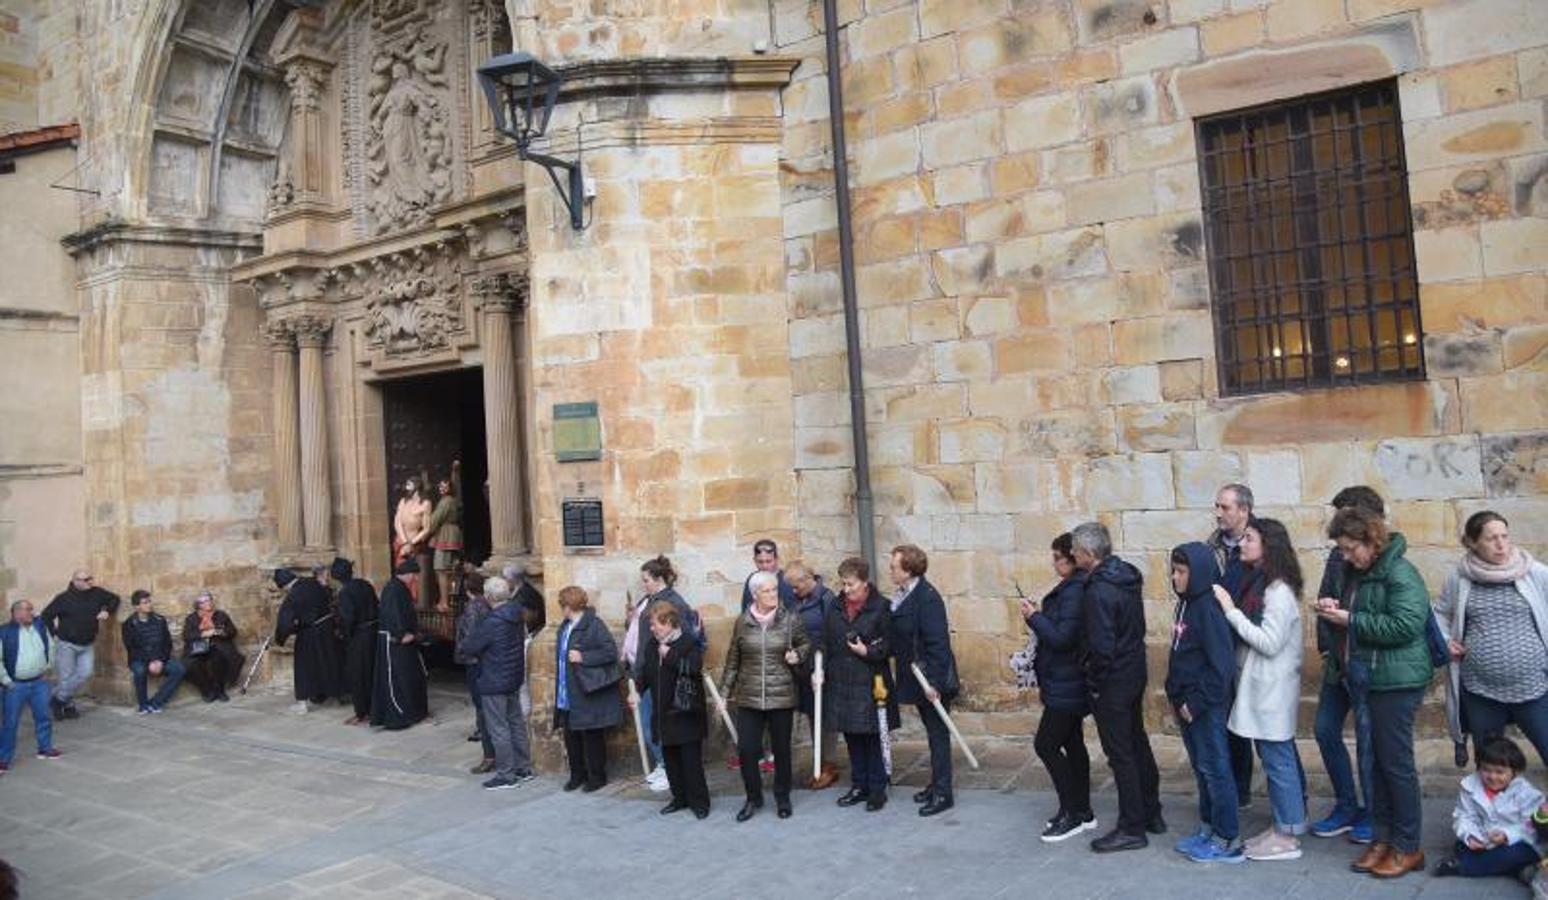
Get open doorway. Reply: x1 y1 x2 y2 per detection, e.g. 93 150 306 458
382 368 490 663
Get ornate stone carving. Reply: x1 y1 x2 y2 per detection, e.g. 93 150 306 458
470 270 529 315
284 60 328 112
261 317 296 350
292 315 334 349
346 246 467 356
365 29 452 232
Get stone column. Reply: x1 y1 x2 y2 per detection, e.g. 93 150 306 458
475 273 528 557
264 320 304 550
294 315 333 549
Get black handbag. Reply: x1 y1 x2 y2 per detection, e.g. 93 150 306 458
671 657 700 712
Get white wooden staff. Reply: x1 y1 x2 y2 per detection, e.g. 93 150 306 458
703 673 739 745
910 662 980 769
811 650 824 780
626 678 651 776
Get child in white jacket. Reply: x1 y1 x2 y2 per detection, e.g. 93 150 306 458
1436 737 1545 878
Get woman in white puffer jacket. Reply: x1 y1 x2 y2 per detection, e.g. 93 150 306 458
1215 517 1307 863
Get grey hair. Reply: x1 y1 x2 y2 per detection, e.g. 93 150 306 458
1220 483 1254 512
485 576 513 605
1070 522 1112 561
748 570 779 596
500 563 522 583
10 598 32 615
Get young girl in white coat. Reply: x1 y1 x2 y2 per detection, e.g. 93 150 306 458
1214 517 1307 862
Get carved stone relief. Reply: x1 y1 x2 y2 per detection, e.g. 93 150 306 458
339 244 469 357
363 1 456 233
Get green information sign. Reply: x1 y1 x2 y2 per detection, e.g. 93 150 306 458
553 401 602 462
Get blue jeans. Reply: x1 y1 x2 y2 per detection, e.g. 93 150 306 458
1369 687 1424 853
1255 738 1307 834
1461 689 1548 771
1456 839 1540 877
129 659 186 709
1314 674 1373 814
639 687 662 769
1181 703 1238 840
1 679 54 763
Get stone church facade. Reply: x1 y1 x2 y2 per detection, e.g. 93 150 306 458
0 0 1544 746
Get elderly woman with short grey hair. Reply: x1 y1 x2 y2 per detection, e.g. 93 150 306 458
720 569 811 821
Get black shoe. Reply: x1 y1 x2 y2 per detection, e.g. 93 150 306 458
865 792 887 812
562 777 584 792
777 798 792 819
1145 812 1167 835
467 731 484 743
919 795 954 817
836 787 868 807
693 807 710 820
63 704 80 720
660 800 689 816
203 693 217 703
1090 829 1148 853
913 787 935 804
1042 812 1099 843
1432 857 1459 878
581 780 605 793
217 691 230 702
736 800 761 822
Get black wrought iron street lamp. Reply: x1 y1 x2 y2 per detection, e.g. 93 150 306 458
477 52 586 230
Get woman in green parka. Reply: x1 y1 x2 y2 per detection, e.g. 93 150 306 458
1315 507 1432 880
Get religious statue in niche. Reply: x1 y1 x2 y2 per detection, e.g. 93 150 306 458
366 35 452 232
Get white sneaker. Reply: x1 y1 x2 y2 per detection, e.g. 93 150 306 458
646 765 669 791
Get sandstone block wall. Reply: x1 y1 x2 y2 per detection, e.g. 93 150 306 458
771 0 1548 728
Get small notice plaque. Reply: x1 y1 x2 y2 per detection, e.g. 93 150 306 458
561 498 605 548
553 401 601 462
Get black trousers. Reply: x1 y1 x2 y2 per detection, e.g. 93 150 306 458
737 706 794 803
917 700 954 798
663 740 711 813
562 726 609 789
1092 683 1161 835
1034 708 1091 817
845 731 888 795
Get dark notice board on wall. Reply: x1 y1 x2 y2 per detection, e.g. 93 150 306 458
561 498 604 548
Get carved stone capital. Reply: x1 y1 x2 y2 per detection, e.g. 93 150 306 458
291 315 334 348
262 318 297 351
284 60 330 112
471 271 528 315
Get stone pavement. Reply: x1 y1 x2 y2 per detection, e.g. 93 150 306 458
0 679 1530 900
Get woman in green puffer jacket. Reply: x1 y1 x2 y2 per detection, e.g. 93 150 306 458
1315 507 1433 880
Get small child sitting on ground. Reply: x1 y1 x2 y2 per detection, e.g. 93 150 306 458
1436 736 1544 878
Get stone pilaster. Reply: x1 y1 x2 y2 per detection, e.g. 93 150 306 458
293 315 333 550
264 319 305 551
474 272 528 558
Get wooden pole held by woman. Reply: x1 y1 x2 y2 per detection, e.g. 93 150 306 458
703 673 739 745
910 662 980 769
626 678 650 776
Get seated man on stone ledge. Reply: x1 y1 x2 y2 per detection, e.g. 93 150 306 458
122 590 186 714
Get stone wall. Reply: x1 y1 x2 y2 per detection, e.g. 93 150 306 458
0 143 85 603
771 0 1548 730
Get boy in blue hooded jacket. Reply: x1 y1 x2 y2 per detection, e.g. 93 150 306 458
1166 542 1245 863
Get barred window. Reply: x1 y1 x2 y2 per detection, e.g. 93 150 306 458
1197 80 1424 395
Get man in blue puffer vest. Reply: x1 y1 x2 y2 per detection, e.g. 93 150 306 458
1 599 61 774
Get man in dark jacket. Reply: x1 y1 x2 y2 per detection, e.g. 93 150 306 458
461 576 531 790
331 557 378 726
1207 483 1257 807
739 539 797 611
888 543 959 817
1026 533 1093 841
1165 543 1240 860
1075 522 1162 852
41 569 121 719
121 590 185 714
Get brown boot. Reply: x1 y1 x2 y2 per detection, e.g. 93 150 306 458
811 761 839 790
470 758 495 775
1370 849 1425 879
1350 842 1391 873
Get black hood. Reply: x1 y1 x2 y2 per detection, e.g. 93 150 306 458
1088 554 1143 590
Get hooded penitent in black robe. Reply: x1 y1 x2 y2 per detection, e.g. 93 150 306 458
275 577 344 703
336 570 380 721
371 576 428 730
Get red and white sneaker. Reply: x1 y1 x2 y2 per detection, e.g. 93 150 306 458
36 748 62 760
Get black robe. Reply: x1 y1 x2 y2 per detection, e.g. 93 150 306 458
275 578 344 703
371 577 428 730
338 577 380 719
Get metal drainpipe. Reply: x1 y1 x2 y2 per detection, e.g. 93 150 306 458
820 0 876 573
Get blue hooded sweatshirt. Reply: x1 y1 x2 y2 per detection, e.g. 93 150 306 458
1163 542 1237 718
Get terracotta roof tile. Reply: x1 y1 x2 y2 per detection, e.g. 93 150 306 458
0 123 80 155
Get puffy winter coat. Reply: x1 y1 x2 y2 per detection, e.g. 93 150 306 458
1082 555 1148 693
1028 575 1088 713
462 601 526 696
720 605 811 711
1342 533 1434 693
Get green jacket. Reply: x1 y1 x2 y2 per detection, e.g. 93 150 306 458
1327 533 1434 693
